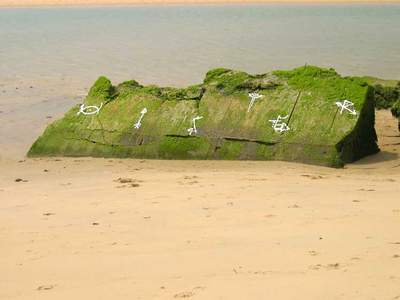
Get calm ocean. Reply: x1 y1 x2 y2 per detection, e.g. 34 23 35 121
1 4 400 86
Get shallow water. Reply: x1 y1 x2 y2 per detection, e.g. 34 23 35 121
0 4 400 159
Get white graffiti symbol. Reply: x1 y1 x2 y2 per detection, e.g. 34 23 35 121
335 100 357 115
247 92 263 112
187 116 203 136
76 103 103 116
134 108 148 129
269 115 290 133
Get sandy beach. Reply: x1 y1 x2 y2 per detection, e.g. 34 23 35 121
1 2 400 298
1 109 399 299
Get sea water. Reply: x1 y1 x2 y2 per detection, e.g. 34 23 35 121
1 4 400 86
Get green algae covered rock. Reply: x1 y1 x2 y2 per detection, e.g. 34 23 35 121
28 66 379 167
365 78 400 131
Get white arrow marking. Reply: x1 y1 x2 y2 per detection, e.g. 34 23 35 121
134 107 148 129
247 92 263 112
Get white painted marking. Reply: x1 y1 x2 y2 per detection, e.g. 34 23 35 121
335 100 357 115
134 107 148 129
248 92 263 112
269 115 290 133
187 116 203 136
76 103 103 116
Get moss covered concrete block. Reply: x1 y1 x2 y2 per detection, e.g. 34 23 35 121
28 66 380 167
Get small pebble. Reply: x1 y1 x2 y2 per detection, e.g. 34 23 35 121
15 178 28 183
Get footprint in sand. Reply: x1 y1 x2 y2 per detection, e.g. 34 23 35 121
247 178 268 181
116 183 140 188
264 214 276 218
115 177 135 184
301 174 325 180
174 287 205 298
42 212 55 216
310 263 341 271
114 177 141 188
179 176 199 185
174 291 194 298
288 204 301 208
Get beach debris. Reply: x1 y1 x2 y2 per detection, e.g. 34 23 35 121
43 212 55 216
269 115 290 133
14 178 28 183
247 92 263 112
115 177 136 184
174 291 195 298
76 102 103 116
309 263 340 271
187 116 203 136
134 108 148 129
335 99 357 115
114 177 141 188
301 174 324 180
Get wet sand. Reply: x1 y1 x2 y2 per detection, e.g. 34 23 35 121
0 110 399 299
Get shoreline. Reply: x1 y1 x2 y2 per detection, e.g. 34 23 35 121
1 0 400 8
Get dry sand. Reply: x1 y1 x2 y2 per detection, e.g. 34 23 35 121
0 110 399 299
1 0 399 7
